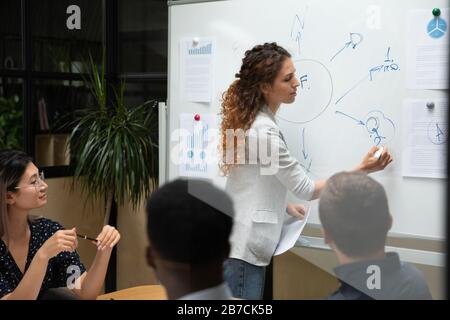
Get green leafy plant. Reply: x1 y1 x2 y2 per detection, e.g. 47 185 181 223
63 51 159 219
0 97 23 150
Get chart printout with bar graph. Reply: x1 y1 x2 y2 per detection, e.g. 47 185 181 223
179 113 217 178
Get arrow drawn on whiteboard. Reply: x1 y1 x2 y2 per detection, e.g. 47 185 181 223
300 160 313 175
335 74 369 105
299 127 314 176
335 110 366 125
290 8 308 57
330 32 363 62
336 110 395 146
301 128 308 159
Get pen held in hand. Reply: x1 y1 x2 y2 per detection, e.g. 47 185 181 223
77 233 98 242
373 146 384 159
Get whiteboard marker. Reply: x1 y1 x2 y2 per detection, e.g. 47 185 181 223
373 146 384 159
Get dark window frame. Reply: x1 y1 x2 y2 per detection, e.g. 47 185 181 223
0 0 167 178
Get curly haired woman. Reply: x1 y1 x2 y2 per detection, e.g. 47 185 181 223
220 43 393 299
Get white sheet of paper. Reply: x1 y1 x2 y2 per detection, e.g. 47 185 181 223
179 113 217 178
180 38 215 102
405 9 449 89
274 205 311 256
402 98 448 179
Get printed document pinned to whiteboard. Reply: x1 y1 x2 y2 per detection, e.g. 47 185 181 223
178 113 218 178
405 9 449 89
180 38 215 102
402 98 448 179
274 205 311 256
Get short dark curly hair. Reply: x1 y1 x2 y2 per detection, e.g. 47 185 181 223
319 172 391 257
146 179 234 264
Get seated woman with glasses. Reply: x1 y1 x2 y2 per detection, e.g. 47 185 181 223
0 149 120 300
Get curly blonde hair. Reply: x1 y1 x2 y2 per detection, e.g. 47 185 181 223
219 43 291 176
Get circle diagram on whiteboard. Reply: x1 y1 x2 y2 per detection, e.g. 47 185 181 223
427 16 447 39
276 59 333 124
364 110 396 146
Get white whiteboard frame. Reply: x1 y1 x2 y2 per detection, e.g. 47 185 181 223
165 0 448 246
294 236 445 267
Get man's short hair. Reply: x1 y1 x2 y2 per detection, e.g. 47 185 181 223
146 178 234 264
319 172 391 257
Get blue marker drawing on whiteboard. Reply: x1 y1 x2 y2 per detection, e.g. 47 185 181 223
336 47 399 105
299 74 310 89
335 110 366 125
365 111 395 146
300 160 313 174
290 10 308 56
368 47 400 81
299 128 313 175
335 110 395 146
330 32 363 62
371 127 386 146
276 58 333 124
301 128 308 159
366 116 386 146
335 75 369 105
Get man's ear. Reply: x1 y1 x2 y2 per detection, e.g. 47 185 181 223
6 191 16 205
388 214 393 231
321 227 332 245
146 245 156 269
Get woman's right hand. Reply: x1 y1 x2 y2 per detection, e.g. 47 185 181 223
356 146 393 173
37 228 78 261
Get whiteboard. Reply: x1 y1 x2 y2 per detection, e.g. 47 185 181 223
167 0 448 240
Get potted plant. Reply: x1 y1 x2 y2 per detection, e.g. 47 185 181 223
62 50 159 291
0 96 23 149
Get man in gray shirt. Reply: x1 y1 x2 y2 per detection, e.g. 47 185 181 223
318 172 432 300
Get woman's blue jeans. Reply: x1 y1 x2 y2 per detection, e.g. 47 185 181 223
223 258 266 300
